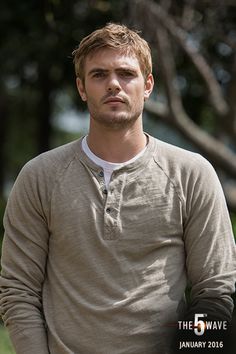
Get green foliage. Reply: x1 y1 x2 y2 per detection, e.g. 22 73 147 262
0 325 15 354
0 0 129 180
51 126 83 149
231 213 236 240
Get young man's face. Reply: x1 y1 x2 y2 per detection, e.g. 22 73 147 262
76 48 154 130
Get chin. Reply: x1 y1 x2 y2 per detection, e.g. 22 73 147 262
101 116 139 129
96 110 140 124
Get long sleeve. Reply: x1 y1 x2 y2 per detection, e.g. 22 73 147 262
183 156 236 321
0 161 50 354
1 137 235 354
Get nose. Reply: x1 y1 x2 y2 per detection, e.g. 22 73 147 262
107 74 121 93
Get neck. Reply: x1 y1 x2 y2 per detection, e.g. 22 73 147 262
87 119 147 163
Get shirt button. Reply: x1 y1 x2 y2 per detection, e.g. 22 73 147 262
106 207 111 214
98 171 104 177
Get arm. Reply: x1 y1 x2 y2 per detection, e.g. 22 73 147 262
0 161 50 354
183 157 236 321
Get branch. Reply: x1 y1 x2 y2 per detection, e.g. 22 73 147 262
145 98 236 179
145 99 236 212
134 0 229 116
144 100 169 121
145 22 236 178
181 1 197 31
131 0 236 210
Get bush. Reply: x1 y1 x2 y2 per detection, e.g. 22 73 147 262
0 325 15 354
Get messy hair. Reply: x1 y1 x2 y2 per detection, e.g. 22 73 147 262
72 23 152 82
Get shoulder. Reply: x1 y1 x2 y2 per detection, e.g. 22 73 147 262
21 139 82 178
10 139 83 200
28 138 81 169
149 136 223 201
150 136 215 178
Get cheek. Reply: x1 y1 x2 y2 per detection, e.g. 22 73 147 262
85 93 102 114
127 80 146 97
131 87 146 103
84 86 98 104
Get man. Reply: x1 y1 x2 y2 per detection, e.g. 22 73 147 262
0 23 235 354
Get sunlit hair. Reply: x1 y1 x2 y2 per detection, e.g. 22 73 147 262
72 23 152 82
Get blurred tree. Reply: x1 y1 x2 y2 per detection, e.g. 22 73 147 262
0 88 8 197
0 0 236 214
128 0 236 211
0 0 128 193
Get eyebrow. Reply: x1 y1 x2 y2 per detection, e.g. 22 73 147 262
88 68 109 76
87 66 138 77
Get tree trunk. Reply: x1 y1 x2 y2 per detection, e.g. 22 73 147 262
37 67 52 154
0 92 8 198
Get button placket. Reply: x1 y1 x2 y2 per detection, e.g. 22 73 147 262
103 173 126 240
106 207 111 214
96 170 107 198
103 188 108 195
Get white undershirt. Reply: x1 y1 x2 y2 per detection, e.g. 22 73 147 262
82 136 147 188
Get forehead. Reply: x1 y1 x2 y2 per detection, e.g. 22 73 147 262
84 48 142 74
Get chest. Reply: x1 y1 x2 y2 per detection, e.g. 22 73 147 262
49 164 184 244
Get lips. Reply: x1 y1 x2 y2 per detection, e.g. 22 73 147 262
103 96 125 104
102 94 126 103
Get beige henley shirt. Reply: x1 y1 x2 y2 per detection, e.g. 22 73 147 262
0 135 235 354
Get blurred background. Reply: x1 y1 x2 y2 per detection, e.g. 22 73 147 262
0 0 236 352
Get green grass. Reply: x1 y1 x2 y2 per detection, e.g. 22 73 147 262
0 325 15 354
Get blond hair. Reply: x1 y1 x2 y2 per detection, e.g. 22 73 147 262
72 23 152 82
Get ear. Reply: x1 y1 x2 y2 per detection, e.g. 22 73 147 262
144 74 154 101
76 77 87 102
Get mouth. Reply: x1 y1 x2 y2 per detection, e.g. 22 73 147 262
103 97 125 104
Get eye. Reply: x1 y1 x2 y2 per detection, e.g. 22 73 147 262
92 71 107 78
119 70 136 78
